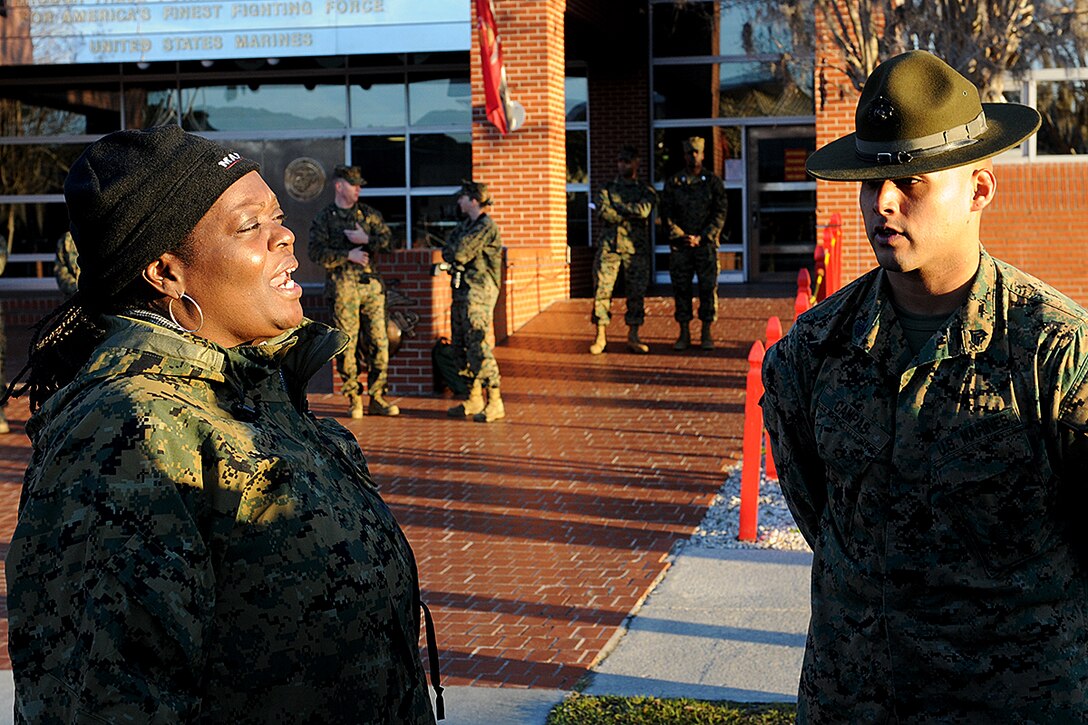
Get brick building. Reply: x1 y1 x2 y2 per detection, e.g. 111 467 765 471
1 0 1085 395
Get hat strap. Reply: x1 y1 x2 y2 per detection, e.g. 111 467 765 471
855 111 988 165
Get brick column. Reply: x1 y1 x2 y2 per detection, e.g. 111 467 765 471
470 0 570 331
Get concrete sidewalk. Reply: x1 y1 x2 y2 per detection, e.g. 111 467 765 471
430 545 812 723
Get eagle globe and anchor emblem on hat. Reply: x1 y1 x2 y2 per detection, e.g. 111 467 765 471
805 50 1041 182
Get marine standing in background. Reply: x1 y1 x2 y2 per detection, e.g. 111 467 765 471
659 136 728 351
443 180 505 423
762 51 1088 721
55 231 80 298
589 145 657 355
309 164 400 418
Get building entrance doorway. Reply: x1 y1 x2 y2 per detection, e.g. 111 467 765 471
746 125 816 282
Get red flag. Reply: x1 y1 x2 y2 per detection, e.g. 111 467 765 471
475 0 510 135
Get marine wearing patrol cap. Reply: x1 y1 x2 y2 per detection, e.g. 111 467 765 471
334 164 366 186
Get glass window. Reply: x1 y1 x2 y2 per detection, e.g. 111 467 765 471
411 194 461 248
1036 80 1088 155
180 82 347 131
350 135 407 188
409 132 471 187
652 0 810 58
1 89 121 135
653 62 813 120
566 76 588 122
350 74 407 128
408 75 471 126
567 191 590 247
0 142 86 196
567 129 588 184
125 87 179 129
0 201 69 267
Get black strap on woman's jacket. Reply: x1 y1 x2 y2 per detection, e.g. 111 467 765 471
421 601 445 720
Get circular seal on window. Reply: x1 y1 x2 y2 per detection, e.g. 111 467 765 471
284 157 326 202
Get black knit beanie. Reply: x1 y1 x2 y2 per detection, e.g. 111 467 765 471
65 125 259 300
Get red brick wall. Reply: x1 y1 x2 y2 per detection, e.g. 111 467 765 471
813 15 1088 307
470 0 570 327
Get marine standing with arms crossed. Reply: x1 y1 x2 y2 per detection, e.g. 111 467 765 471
443 180 505 423
588 145 657 355
762 51 1088 721
659 136 728 351
309 164 400 418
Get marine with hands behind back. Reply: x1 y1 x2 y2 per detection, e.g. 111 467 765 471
761 51 1088 723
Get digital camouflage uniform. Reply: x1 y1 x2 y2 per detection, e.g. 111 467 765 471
659 170 728 322
309 202 396 403
762 250 1088 723
592 176 657 326
7 317 435 723
442 213 502 390
55 231 80 298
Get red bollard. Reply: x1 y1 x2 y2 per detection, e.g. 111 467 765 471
763 318 781 481
822 226 836 296
812 243 827 302
739 340 765 542
795 268 812 320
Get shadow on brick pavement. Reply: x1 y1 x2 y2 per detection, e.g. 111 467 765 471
0 289 796 723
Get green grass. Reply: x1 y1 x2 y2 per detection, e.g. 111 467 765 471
545 694 797 724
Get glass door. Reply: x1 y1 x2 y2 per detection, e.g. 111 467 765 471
746 125 816 282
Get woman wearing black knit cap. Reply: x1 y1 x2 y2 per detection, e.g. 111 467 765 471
4 126 442 723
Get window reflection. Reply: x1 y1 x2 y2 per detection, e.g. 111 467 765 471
566 129 588 184
350 75 407 128
0 142 84 195
125 88 178 129
0 201 69 264
410 133 471 186
180 83 347 131
408 76 471 126
652 0 812 58
654 62 813 120
654 126 740 180
566 76 588 121
1037 81 1088 155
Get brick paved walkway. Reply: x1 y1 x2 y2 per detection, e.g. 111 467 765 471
0 291 792 689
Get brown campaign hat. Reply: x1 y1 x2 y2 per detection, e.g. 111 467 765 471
334 164 366 186
806 51 1041 181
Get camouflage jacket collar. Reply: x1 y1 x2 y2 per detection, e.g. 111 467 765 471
852 248 997 364
75 316 347 402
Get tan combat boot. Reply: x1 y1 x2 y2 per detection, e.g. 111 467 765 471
673 322 691 351
700 321 714 350
447 381 485 417
589 323 607 355
473 388 505 423
626 325 649 354
369 392 401 417
348 396 364 419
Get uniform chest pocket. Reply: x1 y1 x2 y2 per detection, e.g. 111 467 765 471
814 390 890 537
934 419 1053 576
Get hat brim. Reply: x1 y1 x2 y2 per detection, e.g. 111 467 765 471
806 103 1042 181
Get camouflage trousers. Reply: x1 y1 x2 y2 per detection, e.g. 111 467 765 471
328 277 389 400
669 243 719 323
591 245 650 327
451 279 501 389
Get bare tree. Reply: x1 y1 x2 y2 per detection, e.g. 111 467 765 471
815 0 1088 98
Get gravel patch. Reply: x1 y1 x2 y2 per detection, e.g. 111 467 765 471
687 461 812 552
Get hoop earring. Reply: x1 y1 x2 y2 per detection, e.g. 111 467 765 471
168 293 204 334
